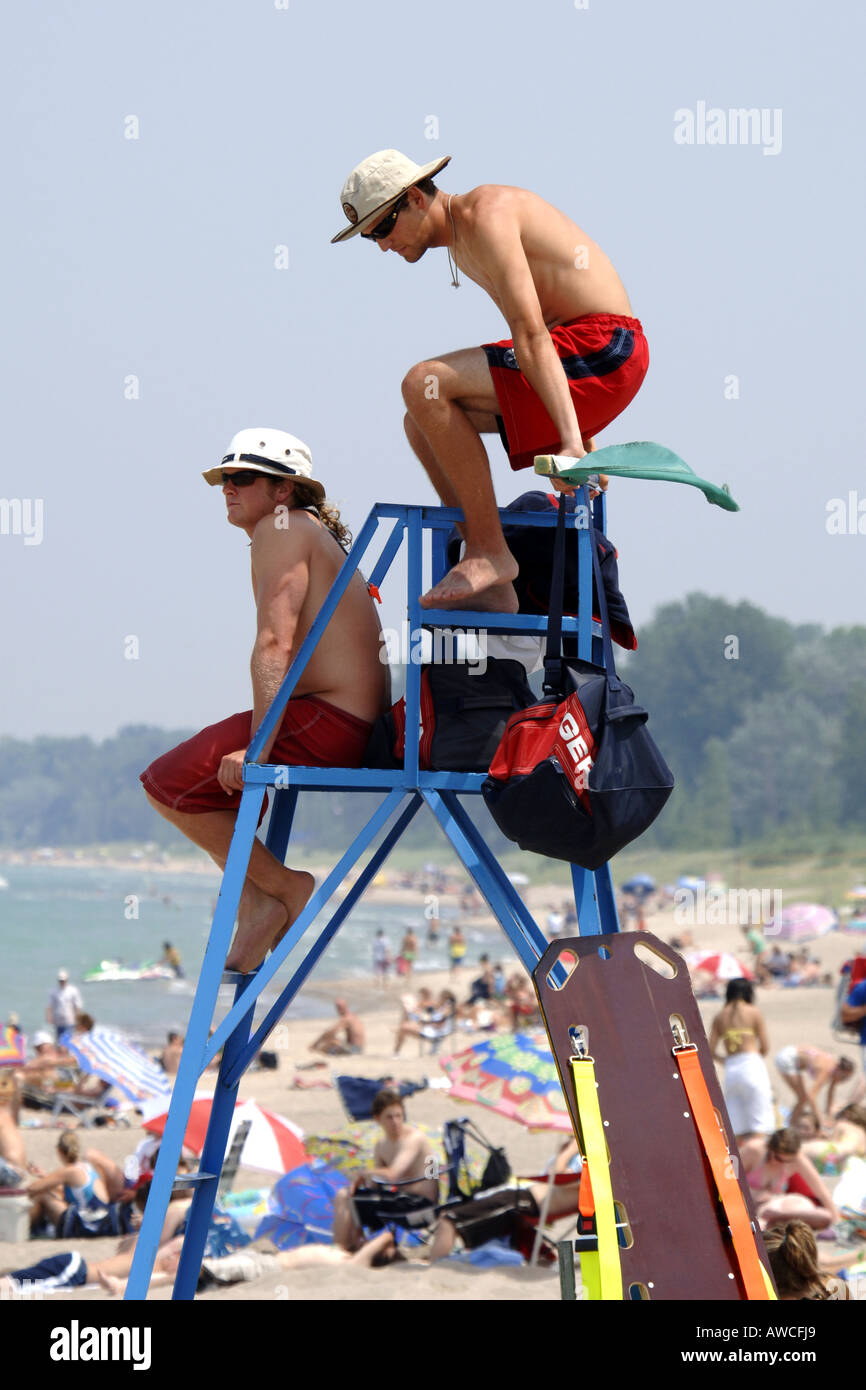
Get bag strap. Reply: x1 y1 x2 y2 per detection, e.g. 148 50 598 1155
543 492 622 695
585 497 622 688
542 495 569 696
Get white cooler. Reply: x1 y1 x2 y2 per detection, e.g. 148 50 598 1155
0 1194 30 1242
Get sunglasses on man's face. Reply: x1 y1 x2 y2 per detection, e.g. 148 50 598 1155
361 193 410 242
221 470 264 488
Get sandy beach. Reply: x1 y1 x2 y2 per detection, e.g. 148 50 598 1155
3 886 864 1304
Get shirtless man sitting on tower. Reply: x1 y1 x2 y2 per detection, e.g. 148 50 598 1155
140 428 388 974
332 149 649 612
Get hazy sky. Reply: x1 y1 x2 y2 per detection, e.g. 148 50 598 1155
3 0 863 739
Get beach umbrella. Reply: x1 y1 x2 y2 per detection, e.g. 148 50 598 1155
254 1163 350 1249
621 874 656 897
439 1031 573 1132
61 1025 173 1107
846 886 866 902
0 1026 26 1068
306 1119 485 1186
439 1031 577 1267
144 1097 306 1175
685 951 753 983
677 875 705 893
763 903 838 942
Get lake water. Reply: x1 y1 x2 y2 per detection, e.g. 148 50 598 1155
0 864 492 1049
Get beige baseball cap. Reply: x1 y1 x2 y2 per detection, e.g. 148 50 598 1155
331 148 451 243
202 427 325 501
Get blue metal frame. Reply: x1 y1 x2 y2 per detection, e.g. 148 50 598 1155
124 494 620 1301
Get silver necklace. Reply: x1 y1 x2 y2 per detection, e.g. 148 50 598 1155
446 193 460 288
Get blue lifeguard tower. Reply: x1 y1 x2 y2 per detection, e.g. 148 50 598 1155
124 450 772 1301
124 482 617 1300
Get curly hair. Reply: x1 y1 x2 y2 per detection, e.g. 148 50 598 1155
268 477 352 552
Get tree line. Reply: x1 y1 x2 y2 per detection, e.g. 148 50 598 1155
1 597 864 854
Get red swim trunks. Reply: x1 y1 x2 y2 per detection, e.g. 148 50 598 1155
140 696 373 815
482 313 649 471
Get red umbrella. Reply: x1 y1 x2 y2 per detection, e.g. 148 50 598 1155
144 1097 307 1175
685 951 753 983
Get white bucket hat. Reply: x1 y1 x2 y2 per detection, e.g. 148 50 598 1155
203 427 325 501
331 148 451 243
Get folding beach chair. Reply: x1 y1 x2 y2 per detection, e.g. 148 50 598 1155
351 1117 512 1244
333 1075 427 1122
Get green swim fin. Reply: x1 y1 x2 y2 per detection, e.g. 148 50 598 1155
534 442 739 512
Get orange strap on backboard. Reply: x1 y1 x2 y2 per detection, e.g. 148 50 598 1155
675 1045 775 1301
578 1158 595 1219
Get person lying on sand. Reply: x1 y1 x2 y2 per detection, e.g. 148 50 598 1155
196 1229 401 1291
1 1183 193 1298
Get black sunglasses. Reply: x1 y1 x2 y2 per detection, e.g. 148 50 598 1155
362 193 410 241
221 469 264 488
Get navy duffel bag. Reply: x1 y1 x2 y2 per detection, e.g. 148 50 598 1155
482 496 674 869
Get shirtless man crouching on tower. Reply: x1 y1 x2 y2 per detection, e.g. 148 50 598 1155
140 428 388 974
332 149 649 612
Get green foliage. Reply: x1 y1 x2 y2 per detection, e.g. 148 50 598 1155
2 607 865 856
835 683 866 827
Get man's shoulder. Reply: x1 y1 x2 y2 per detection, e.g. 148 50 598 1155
402 1123 431 1151
850 980 866 1003
250 509 317 556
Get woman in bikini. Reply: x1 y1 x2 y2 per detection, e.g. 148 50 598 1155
740 1128 839 1231
708 978 775 1141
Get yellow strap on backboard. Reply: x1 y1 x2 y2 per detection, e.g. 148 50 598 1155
569 1057 622 1301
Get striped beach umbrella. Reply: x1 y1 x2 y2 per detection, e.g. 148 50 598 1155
685 951 753 983
144 1096 306 1175
61 1025 173 1107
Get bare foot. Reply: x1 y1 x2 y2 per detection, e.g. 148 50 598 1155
432 581 519 614
94 1266 125 1296
225 881 288 974
270 872 316 950
226 873 314 973
420 554 519 610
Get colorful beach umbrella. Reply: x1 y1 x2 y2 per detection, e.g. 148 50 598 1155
61 1026 173 1107
0 1026 26 1068
144 1097 307 1175
685 951 753 983
439 1031 573 1132
306 1119 485 1188
763 903 838 942
254 1163 349 1249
